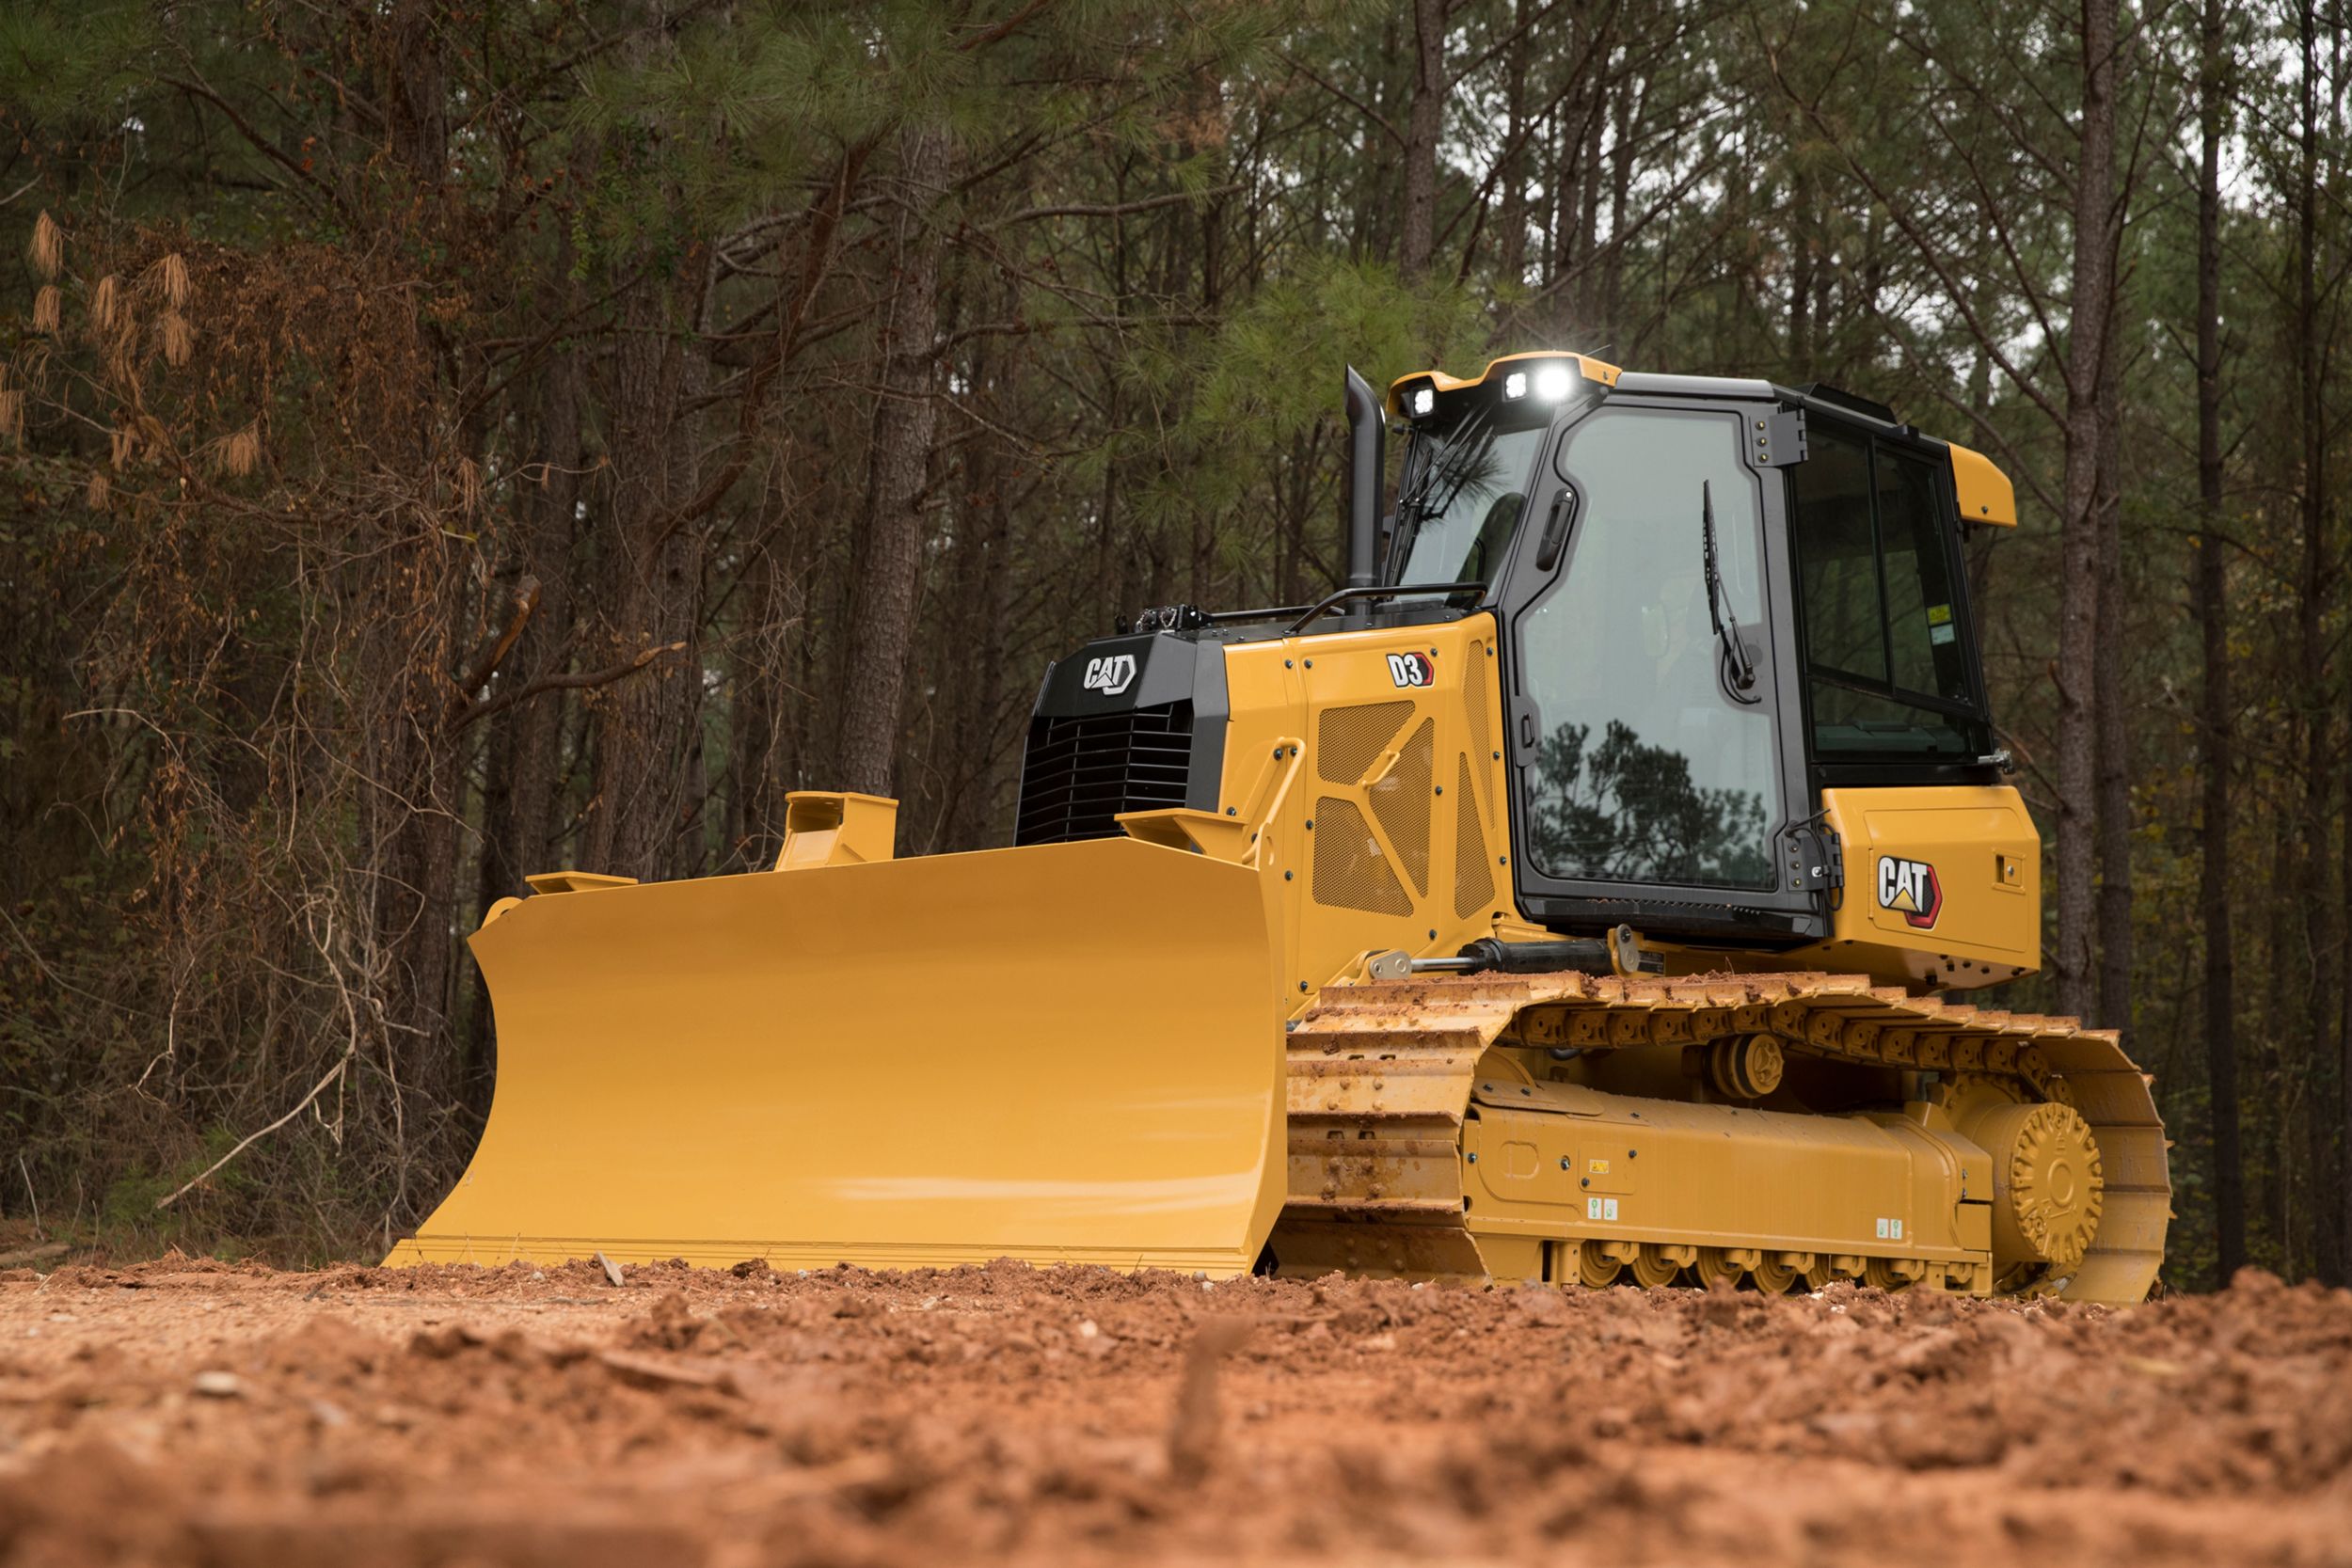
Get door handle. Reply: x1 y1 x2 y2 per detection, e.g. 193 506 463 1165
1534 488 1577 573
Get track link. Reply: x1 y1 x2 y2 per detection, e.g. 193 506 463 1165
1268 970 2169 1303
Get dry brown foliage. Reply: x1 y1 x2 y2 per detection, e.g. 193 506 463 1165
28 209 62 279
159 310 194 368
219 422 261 477
150 252 191 309
4 222 475 1256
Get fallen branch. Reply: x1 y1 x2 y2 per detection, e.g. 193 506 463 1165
0 1243 70 1269
153 1051 352 1210
155 908 362 1211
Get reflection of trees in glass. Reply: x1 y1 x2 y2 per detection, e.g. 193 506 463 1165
1526 720 1772 888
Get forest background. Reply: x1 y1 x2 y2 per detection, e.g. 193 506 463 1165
0 0 2340 1290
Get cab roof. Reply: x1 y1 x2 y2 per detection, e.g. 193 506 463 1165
1387 351 2014 527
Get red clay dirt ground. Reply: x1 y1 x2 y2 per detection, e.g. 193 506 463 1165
0 1258 2347 1567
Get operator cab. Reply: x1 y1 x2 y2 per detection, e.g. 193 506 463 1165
1384 353 2013 947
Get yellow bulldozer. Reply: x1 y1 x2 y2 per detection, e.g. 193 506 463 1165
390 352 2169 1302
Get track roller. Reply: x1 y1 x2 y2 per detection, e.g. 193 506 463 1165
1573 1240 1639 1287
1694 1246 1758 1289
1629 1244 1686 1288
1865 1256 1928 1290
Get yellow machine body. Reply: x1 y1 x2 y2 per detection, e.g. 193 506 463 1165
1788 785 2042 988
397 352 2168 1303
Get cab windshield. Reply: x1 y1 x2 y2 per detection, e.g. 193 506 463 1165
1387 398 1550 586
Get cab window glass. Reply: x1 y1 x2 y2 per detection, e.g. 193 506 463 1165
1877 450 1972 703
1792 430 1881 684
1789 424 1987 760
1390 407 1550 586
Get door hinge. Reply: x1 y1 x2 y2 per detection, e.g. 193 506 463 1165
1785 820 1843 895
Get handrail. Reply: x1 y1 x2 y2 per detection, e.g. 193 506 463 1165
1283 581 1486 636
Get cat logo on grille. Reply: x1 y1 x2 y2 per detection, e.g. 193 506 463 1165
1081 654 1138 696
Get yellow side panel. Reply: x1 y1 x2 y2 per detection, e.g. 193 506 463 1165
1790 785 2041 988
1219 613 1521 1010
386 837 1287 1275
1947 442 2017 527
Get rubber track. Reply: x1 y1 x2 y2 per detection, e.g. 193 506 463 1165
1268 971 2170 1304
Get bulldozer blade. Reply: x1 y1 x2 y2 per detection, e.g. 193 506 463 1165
385 837 1287 1276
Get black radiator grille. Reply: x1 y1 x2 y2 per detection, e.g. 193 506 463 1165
1015 700 1195 846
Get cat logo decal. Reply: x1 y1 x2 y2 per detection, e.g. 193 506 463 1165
1877 855 1942 929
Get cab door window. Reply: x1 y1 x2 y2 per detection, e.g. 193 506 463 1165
1515 406 1781 890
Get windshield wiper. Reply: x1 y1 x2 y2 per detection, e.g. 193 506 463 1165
1702 481 1761 705
1389 404 1497 573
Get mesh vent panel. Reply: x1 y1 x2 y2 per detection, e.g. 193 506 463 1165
1312 797 1412 914
1317 700 1414 784
1454 753 1496 918
1466 656 1492 765
1014 701 1194 846
1367 718 1434 895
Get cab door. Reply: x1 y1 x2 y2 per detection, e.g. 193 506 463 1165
1492 396 1823 942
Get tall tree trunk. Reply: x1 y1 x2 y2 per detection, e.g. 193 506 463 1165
726 498 799 871
2196 0 2246 1285
2333 2 2352 1289
1399 0 1447 279
582 268 708 881
2053 0 2119 1021
464 345 585 1115
1788 163 1816 368
2296 0 2333 1288
2093 325 2132 1032
835 117 951 800
354 0 465 1205
1498 0 1531 288
935 388 1017 853
1575 74 1607 324
1601 71 1637 343
356 523 462 1214
2292 0 2343 1287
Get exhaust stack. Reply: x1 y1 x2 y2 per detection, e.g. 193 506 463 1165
1343 366 1383 588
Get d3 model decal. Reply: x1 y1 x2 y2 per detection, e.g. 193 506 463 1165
1387 652 1435 689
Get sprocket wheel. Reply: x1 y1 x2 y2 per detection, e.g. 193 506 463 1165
1959 1097 2106 1273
